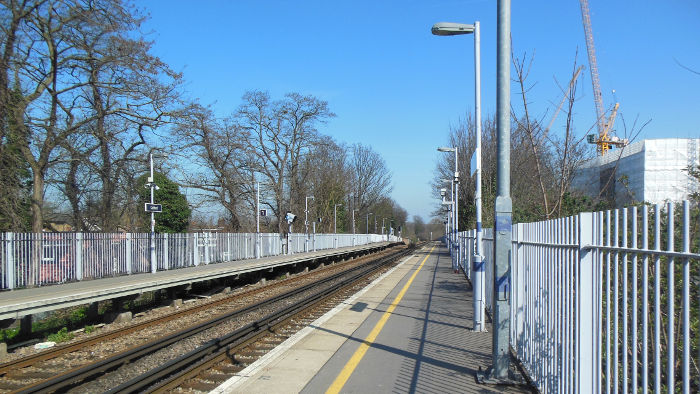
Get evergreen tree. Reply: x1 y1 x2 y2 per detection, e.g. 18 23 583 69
137 172 191 233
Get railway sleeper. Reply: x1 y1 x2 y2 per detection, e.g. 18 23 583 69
0 379 26 391
182 380 219 392
199 371 231 382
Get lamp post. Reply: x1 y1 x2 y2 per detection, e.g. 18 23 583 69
305 196 314 234
256 181 260 258
432 20 485 331
440 187 454 246
381 217 387 241
366 212 373 234
439 172 458 270
352 209 358 246
334 203 342 249
146 152 167 274
148 153 157 273
488 1 513 381
305 196 314 252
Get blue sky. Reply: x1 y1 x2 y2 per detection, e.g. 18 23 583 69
142 0 700 220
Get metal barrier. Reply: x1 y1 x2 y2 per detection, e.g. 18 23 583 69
1 232 399 289
457 201 699 392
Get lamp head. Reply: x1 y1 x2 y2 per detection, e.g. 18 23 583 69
431 22 475 36
437 146 456 152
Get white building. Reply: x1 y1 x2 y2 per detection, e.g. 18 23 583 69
571 138 699 205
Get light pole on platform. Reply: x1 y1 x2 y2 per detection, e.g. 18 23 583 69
432 19 485 331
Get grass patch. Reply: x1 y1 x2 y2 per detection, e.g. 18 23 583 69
47 327 74 343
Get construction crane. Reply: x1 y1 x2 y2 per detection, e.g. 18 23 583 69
545 65 583 135
579 0 626 155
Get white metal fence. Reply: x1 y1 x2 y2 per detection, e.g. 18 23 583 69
456 201 699 393
1 232 399 290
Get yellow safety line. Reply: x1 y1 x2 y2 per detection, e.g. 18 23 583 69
325 245 435 394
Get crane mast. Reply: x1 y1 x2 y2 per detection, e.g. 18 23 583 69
580 0 625 155
579 0 605 136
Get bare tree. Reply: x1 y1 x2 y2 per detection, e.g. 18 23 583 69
302 137 349 232
175 104 248 230
350 143 393 216
511 51 591 219
237 90 334 233
0 0 180 232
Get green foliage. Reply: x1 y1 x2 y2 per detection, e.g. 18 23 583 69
559 192 613 217
137 172 191 233
84 325 96 334
47 327 74 343
0 327 19 342
32 306 88 334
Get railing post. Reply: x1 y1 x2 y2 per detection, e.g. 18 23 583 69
5 232 14 290
204 233 210 264
577 212 596 393
150 233 157 274
125 233 132 274
194 233 200 266
163 233 169 270
514 223 525 353
76 233 83 280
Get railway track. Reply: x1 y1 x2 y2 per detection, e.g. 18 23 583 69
0 244 413 393
118 248 414 393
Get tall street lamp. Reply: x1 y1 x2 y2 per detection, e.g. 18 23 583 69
256 180 260 259
352 209 357 235
440 186 453 246
439 168 458 270
433 20 485 331
334 203 342 249
305 196 314 234
305 196 314 252
352 209 358 246
146 152 166 274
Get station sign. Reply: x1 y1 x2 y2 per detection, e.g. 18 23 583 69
145 203 162 213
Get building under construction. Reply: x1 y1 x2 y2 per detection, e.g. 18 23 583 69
571 138 700 205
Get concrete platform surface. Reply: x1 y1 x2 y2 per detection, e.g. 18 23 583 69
0 243 390 320
215 243 532 394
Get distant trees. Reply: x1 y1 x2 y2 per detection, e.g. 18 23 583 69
173 90 401 236
0 2 405 234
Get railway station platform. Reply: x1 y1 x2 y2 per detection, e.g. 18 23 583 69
214 243 533 393
0 242 393 321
